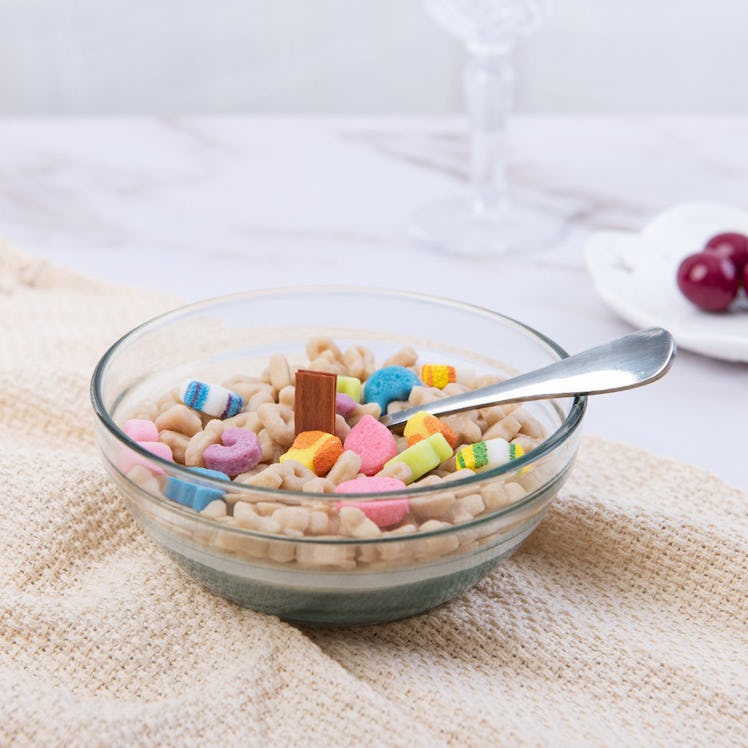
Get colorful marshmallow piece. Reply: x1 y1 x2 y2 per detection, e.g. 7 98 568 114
123 418 159 442
383 432 453 484
280 430 344 476
119 440 174 476
363 366 421 413
336 375 362 403
164 467 230 512
455 438 525 472
335 392 358 418
403 411 458 448
179 379 244 419
343 414 399 476
420 364 456 390
294 369 337 436
203 427 262 477
335 476 409 528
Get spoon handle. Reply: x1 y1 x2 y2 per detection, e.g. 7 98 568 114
380 327 676 431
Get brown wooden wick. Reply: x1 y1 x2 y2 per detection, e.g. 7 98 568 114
294 369 337 436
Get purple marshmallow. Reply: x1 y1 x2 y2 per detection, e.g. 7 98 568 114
335 393 358 418
203 427 262 477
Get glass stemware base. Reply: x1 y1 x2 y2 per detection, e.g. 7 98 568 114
408 195 564 256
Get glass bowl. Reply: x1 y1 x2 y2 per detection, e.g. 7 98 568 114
91 287 586 625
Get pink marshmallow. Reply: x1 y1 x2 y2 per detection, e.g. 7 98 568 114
335 476 409 528
118 440 173 476
343 414 399 476
123 419 159 442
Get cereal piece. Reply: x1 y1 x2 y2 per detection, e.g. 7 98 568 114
336 375 362 403
408 386 445 407
265 539 296 563
255 429 282 464
409 490 456 520
326 449 362 485
179 379 244 419
278 385 296 408
222 411 262 433
273 506 310 534
123 419 159 442
280 431 344 476
295 543 356 570
383 432 453 485
275 460 317 490
126 464 164 495
363 366 421 413
457 493 486 518
233 502 282 534
155 404 203 437
256 403 295 448
385 400 410 414
184 419 224 467
156 430 189 464
335 476 409 528
343 414 399 476
383 347 418 369
513 408 545 440
403 411 457 449
442 412 483 445
255 502 283 516
247 389 275 411
302 477 337 493
269 353 292 391
333 414 350 443
203 427 262 477
200 499 228 519
242 465 284 489
512 435 540 453
307 510 330 535
347 402 382 426
483 415 522 442
335 393 358 418
338 506 381 539
377 460 412 483
294 369 337 435
306 337 344 364
165 467 230 512
480 405 507 427
343 346 375 381
455 438 524 472
420 364 456 389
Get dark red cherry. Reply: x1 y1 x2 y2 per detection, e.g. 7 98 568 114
703 232 748 278
676 252 738 312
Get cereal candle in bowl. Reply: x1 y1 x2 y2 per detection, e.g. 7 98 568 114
91 288 585 625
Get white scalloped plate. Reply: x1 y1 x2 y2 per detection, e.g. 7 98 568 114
585 202 748 362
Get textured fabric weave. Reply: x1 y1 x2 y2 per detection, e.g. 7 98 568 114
1 241 746 747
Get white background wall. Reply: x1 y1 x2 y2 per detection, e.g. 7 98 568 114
0 0 746 115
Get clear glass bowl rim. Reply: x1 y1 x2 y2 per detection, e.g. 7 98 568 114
90 286 587 513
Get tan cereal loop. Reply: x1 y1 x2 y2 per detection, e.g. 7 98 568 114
184 419 224 467
343 344 376 380
306 337 344 364
256 403 295 448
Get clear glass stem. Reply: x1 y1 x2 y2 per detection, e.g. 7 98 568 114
464 47 515 216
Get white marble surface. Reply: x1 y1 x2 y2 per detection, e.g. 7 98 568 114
1 115 746 492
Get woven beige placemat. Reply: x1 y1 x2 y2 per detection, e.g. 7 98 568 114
1 241 746 747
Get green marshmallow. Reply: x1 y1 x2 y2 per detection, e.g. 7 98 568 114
384 432 453 484
337 375 362 403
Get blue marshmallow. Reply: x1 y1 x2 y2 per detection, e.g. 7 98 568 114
165 467 230 512
363 366 421 413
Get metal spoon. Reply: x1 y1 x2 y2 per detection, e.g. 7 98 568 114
380 327 676 432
